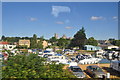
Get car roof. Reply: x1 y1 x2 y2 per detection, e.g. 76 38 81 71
71 66 80 68
112 60 120 63
89 65 99 68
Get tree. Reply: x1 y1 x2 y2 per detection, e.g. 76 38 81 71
108 38 120 46
30 34 37 48
49 37 58 46
69 27 87 49
2 54 76 78
86 37 98 46
1 35 5 41
114 40 120 46
39 36 44 41
109 38 116 45
37 40 43 49
57 38 70 48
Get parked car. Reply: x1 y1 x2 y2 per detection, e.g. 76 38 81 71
110 60 120 72
86 65 106 78
69 66 86 78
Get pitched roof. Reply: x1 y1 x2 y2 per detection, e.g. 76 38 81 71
0 42 9 45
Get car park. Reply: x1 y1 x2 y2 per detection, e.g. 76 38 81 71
86 65 106 78
69 66 86 78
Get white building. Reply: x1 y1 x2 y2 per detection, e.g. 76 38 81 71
0 42 16 50
107 45 119 49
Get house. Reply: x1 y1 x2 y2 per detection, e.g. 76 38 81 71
42 40 48 48
0 41 16 50
19 39 30 48
107 45 119 50
97 40 113 49
84 45 102 51
37 40 48 48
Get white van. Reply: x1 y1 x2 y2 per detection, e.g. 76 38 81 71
110 60 120 72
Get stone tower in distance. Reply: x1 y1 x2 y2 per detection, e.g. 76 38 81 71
54 33 58 39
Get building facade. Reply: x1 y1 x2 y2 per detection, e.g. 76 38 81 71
84 45 102 51
19 39 30 48
0 42 16 50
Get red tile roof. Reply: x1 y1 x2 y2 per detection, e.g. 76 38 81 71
0 42 9 45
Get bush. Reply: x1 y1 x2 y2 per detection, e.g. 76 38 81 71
2 54 76 78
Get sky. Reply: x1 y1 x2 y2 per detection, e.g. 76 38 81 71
2 2 118 40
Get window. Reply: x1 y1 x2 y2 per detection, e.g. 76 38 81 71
9 46 12 48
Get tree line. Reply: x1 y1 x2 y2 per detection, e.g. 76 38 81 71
1 27 120 49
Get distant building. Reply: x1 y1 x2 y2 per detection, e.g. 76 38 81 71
107 45 119 50
54 33 58 39
37 40 48 48
68 37 73 40
84 45 102 51
62 34 67 39
0 41 16 50
19 39 30 48
42 40 48 48
97 40 113 49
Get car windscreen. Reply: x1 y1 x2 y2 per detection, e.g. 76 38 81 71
72 68 82 72
92 67 103 72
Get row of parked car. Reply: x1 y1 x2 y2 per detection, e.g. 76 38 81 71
68 65 106 78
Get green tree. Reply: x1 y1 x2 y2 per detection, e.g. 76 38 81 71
115 40 120 46
2 54 75 78
1 35 5 41
37 40 43 49
109 38 116 45
30 34 37 48
57 38 70 48
49 37 58 46
86 37 98 46
69 27 87 49
39 36 44 41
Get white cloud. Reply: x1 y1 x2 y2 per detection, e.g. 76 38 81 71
30 17 37 21
65 26 73 29
113 16 117 19
51 6 71 17
90 16 104 21
56 21 64 24
112 16 118 21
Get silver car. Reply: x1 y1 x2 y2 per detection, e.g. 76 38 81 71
69 66 86 78
86 65 106 78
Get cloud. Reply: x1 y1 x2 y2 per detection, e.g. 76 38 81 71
56 21 64 24
30 17 37 21
112 16 118 21
51 6 71 17
113 16 117 19
65 26 73 29
90 16 104 21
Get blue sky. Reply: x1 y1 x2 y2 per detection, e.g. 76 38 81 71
2 2 118 40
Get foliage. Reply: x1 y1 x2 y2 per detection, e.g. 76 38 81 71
69 27 87 49
2 54 76 78
16 45 28 49
30 34 37 49
57 38 70 49
86 37 98 46
114 40 120 46
49 37 58 46
1 35 5 41
37 40 43 49
56 50 62 53
109 38 120 46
